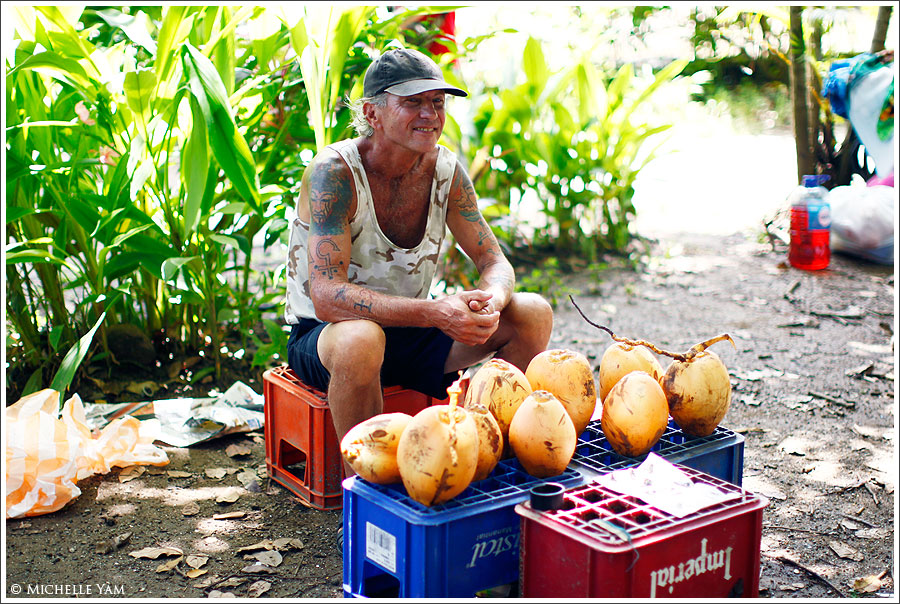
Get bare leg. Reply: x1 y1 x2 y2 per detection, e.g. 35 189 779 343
317 319 386 476
444 291 554 374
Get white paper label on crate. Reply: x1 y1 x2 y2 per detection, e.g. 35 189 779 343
366 522 396 573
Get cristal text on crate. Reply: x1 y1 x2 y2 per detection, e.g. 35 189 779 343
649 538 732 597
466 528 519 568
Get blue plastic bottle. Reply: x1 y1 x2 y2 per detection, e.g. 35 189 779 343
789 175 831 270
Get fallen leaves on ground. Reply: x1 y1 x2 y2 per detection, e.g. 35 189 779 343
852 570 888 593
829 540 864 561
156 555 183 573
181 502 201 516
225 443 252 457
95 532 133 554
119 466 147 482
130 546 184 559
247 580 272 597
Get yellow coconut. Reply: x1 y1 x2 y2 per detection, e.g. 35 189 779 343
340 412 413 484
464 358 533 456
466 402 504 481
396 405 479 506
601 370 668 457
525 348 598 436
662 350 732 437
508 390 577 478
598 342 664 402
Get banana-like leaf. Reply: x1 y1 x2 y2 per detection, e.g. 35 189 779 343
8 51 92 90
162 256 203 281
49 311 106 397
523 36 549 92
156 6 194 99
182 43 261 210
5 249 70 266
94 8 158 53
182 96 209 240
123 69 156 132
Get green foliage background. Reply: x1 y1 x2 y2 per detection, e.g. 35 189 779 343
5 5 774 401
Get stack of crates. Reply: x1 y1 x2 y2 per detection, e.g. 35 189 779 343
571 418 745 485
342 459 584 598
515 464 769 598
262 365 445 510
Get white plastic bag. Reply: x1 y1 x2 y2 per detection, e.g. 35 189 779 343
827 183 895 264
5 389 169 518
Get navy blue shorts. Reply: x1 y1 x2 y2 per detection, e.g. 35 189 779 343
286 319 458 400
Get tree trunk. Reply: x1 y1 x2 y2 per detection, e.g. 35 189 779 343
789 7 815 181
808 17 823 162
870 5 893 52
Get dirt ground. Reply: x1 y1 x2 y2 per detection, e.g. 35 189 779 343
4 229 896 599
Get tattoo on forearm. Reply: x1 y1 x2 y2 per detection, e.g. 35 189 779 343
335 286 348 303
310 162 352 236
313 239 344 279
353 299 373 314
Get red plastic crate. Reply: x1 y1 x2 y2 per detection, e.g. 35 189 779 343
516 465 769 598
263 365 446 510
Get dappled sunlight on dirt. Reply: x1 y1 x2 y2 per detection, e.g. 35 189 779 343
96 481 247 507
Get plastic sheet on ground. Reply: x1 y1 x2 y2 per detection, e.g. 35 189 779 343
591 453 742 518
82 381 265 448
5 389 169 519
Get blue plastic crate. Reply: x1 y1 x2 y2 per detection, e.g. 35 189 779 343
570 418 744 485
342 458 583 598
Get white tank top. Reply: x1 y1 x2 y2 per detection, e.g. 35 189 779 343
284 139 457 323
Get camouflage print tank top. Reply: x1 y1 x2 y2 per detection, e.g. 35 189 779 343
284 139 456 323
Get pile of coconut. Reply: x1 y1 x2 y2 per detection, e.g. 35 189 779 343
341 312 734 507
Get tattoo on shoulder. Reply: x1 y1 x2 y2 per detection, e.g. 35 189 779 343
453 168 481 224
309 161 352 235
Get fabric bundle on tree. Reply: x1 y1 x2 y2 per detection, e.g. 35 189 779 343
822 52 895 180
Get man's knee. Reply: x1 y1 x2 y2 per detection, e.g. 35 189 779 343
507 292 554 335
319 320 386 378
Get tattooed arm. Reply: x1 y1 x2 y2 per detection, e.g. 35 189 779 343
302 152 501 346
445 160 516 314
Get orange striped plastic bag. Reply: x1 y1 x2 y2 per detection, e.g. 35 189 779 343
5 389 169 519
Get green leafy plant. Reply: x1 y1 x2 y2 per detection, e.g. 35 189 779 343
458 36 686 264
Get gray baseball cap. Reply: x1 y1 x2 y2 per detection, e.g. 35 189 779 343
363 48 467 98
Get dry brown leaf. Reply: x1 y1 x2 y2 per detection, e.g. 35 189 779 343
248 550 282 567
272 537 304 551
828 540 864 561
167 470 192 478
145 465 167 475
95 532 133 554
205 468 228 480
218 577 248 588
225 443 252 457
181 502 200 517
129 546 184 559
241 563 276 574
185 554 209 569
185 568 208 579
216 488 241 504
208 590 237 598
155 555 183 573
247 580 272 598
119 465 146 483
213 511 247 520
237 540 274 553
192 574 221 589
852 571 887 593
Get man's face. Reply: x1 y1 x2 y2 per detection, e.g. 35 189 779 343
375 90 447 152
